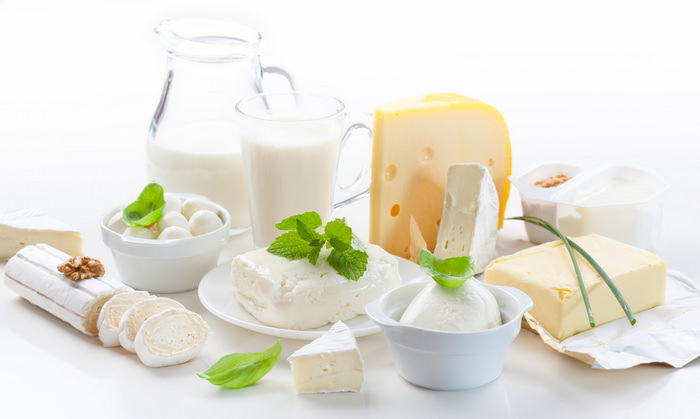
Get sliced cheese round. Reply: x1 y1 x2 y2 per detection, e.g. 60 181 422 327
118 297 184 352
97 291 153 347
134 308 208 367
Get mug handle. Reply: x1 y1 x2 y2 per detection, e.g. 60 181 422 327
333 119 372 209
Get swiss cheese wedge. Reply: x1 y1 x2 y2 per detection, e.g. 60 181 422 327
370 93 511 258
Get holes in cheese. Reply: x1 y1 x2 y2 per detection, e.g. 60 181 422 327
370 93 511 259
390 204 400 217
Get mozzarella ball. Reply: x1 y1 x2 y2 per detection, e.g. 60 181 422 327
108 212 128 234
157 211 190 233
163 193 183 214
189 210 223 236
158 226 193 240
182 197 218 220
123 226 157 240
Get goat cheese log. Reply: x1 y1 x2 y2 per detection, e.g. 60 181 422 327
97 291 154 347
4 244 129 336
134 308 209 367
118 297 184 352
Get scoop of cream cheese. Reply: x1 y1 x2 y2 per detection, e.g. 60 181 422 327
399 279 502 332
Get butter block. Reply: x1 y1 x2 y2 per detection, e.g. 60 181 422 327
231 243 401 330
370 93 511 259
0 209 82 259
288 321 363 393
484 234 666 340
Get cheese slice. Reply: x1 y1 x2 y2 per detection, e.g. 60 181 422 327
134 308 208 367
484 234 666 340
4 244 129 335
370 93 511 259
0 209 82 259
434 164 499 273
288 321 363 393
118 297 184 352
97 291 154 347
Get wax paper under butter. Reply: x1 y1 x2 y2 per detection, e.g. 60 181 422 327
523 270 700 369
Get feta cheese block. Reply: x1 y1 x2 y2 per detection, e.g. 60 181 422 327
118 297 184 352
370 93 511 259
134 308 208 367
400 279 502 332
484 234 666 340
231 243 401 330
4 244 129 336
0 209 82 259
434 163 499 273
288 321 363 393
97 291 154 347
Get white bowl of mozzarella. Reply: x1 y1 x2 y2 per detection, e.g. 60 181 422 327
365 279 533 391
100 193 230 293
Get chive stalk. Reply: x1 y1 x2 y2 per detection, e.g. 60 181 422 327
509 216 636 326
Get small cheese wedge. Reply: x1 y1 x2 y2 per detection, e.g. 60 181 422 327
434 164 499 273
370 93 511 259
0 209 82 258
288 321 363 393
97 291 154 347
4 244 129 335
134 308 208 367
484 234 666 340
118 297 184 352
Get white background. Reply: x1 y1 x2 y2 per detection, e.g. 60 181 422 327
1 1 699 418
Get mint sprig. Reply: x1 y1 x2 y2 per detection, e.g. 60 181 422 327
267 211 368 281
418 248 475 288
122 182 166 228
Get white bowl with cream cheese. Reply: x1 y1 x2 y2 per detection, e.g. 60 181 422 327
365 279 533 391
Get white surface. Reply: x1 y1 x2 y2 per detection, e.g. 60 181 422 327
1 0 699 418
199 257 422 340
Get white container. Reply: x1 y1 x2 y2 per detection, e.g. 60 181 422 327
100 194 230 293
365 280 533 391
510 162 669 249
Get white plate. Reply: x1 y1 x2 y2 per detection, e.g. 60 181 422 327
198 257 423 340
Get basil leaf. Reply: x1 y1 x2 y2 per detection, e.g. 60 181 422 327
197 340 281 389
275 211 322 231
419 249 474 288
122 183 166 227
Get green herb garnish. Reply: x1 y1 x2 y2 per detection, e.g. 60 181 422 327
418 248 475 288
197 340 281 389
122 182 166 228
510 216 636 326
267 211 368 281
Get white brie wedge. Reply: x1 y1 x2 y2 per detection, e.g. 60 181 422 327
0 209 82 259
288 321 363 393
434 163 499 273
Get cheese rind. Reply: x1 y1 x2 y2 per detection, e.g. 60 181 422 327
0 209 82 258
4 244 129 335
288 321 363 393
370 93 511 259
231 243 401 330
484 234 666 340
434 163 499 273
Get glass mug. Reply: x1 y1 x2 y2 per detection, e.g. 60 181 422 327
235 92 371 248
146 19 293 232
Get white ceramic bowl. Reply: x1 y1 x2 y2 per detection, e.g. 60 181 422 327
100 194 231 293
365 280 533 391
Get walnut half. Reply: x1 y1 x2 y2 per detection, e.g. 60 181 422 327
58 257 106 281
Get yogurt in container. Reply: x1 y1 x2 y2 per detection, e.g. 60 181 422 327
510 162 669 249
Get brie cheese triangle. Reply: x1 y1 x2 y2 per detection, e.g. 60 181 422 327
434 163 499 273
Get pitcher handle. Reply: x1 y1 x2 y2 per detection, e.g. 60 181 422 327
256 65 296 93
333 119 372 209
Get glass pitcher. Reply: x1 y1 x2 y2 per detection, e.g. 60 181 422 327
146 19 293 231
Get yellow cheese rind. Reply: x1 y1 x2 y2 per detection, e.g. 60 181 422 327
370 93 511 259
484 234 666 341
